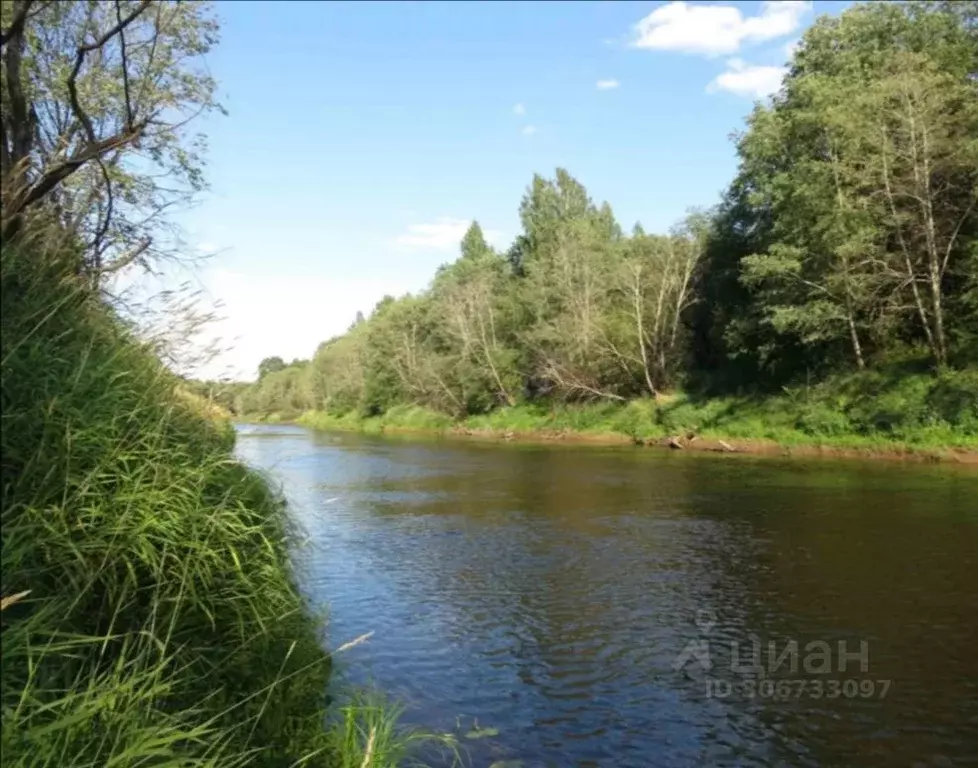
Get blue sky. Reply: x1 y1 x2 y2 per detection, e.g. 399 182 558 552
133 0 849 381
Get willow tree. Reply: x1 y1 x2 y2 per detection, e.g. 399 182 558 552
1 0 222 279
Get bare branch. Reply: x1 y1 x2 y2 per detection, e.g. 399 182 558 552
5 121 147 218
88 156 115 260
115 0 135 131
97 236 152 275
941 193 976 276
542 356 626 402
67 0 153 144
83 0 153 53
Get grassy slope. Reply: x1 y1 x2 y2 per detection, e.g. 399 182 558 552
289 367 978 458
1 245 452 766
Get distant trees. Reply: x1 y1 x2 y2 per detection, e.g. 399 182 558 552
240 166 714 416
182 378 248 414
238 2 976 418
257 356 286 380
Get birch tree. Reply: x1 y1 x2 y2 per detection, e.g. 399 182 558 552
854 52 978 365
431 222 520 408
610 223 703 396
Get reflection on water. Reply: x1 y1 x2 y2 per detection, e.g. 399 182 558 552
235 424 978 767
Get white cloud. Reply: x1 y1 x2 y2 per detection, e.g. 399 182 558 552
394 217 505 252
783 38 800 59
632 1 811 57
514 102 526 116
522 124 537 136
708 57 786 98
596 79 621 90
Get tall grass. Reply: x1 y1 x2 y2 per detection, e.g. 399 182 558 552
1 243 445 766
325 692 460 768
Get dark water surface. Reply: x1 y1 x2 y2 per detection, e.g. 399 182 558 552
235 424 978 768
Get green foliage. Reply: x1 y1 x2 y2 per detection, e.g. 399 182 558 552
228 3 976 457
688 1 978 387
258 356 288 380
1 0 225 275
3 239 454 766
237 168 709 420
794 402 853 437
3 3 463 764
0 243 338 765
241 361 318 419
182 378 250 415
296 365 978 453
679 366 978 447
298 405 453 435
733 2 978 370
325 690 460 768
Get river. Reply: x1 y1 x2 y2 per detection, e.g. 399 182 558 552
235 423 978 768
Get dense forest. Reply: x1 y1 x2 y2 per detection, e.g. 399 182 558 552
230 2 977 445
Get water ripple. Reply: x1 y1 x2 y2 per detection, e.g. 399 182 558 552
236 426 978 768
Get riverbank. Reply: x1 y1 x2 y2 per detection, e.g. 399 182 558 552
295 413 978 464
1 244 437 765
242 369 978 464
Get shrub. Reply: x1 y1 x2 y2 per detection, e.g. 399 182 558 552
795 402 853 437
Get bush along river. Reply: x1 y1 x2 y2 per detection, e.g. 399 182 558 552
235 423 978 768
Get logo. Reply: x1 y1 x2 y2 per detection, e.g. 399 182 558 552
672 610 891 701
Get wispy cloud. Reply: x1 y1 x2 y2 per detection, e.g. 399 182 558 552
395 217 505 252
596 79 621 90
783 38 800 59
521 125 538 136
632 1 811 57
513 102 526 116
708 58 786 98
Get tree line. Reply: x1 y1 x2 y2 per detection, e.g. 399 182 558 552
236 2 977 419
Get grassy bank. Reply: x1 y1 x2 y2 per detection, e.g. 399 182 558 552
283 368 978 461
0 244 444 765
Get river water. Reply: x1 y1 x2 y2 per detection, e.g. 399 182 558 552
235 424 978 768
